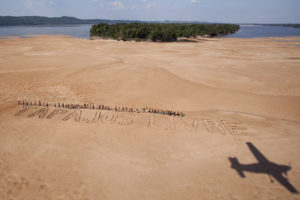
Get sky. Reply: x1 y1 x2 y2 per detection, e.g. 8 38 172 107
0 0 300 23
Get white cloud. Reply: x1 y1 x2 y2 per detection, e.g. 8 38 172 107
25 0 55 9
145 2 159 9
130 5 139 10
189 0 198 3
108 1 125 9
25 0 33 9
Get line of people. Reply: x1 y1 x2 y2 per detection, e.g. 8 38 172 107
139 107 184 117
18 100 185 117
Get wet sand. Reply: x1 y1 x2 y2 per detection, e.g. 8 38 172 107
0 36 300 200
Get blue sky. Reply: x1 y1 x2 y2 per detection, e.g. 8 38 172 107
0 0 300 23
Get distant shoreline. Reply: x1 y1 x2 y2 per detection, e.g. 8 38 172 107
1 16 299 28
1 24 300 40
0 16 134 26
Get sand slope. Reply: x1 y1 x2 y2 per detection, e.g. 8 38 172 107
0 36 300 200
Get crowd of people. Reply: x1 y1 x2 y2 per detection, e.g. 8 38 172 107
18 100 185 117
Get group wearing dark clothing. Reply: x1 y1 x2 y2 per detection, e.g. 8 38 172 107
18 100 185 117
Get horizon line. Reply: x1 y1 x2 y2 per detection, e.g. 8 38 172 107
1 15 300 25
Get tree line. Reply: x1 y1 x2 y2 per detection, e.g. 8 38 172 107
261 24 300 28
0 16 133 26
90 23 240 42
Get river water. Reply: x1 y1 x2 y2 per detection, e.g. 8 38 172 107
0 24 92 39
0 24 300 39
222 25 300 38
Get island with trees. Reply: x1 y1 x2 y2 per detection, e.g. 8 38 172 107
90 23 240 42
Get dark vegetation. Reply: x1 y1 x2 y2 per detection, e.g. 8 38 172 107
262 24 300 28
0 16 133 26
90 23 240 42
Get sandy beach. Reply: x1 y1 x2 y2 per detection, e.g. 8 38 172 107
0 35 299 200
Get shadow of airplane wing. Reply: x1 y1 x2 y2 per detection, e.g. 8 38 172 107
247 142 269 163
272 171 299 194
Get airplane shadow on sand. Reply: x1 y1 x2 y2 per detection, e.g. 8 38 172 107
229 142 298 194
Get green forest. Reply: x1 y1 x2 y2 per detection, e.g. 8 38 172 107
90 23 240 42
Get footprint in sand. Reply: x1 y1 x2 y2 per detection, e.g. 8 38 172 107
1 174 31 199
